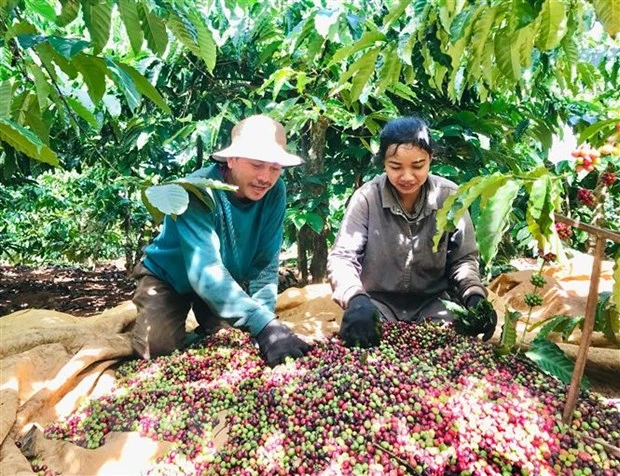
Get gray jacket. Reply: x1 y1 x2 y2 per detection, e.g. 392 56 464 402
327 173 486 322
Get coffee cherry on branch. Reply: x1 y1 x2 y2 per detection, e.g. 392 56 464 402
538 251 557 263
601 171 617 187
599 144 615 156
530 274 547 288
524 292 544 307
555 222 573 241
576 188 596 207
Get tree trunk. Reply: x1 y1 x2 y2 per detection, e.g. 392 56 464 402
297 115 330 283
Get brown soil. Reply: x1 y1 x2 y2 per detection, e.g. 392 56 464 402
0 265 136 317
0 265 301 318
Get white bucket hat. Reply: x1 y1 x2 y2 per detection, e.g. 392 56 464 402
211 115 303 167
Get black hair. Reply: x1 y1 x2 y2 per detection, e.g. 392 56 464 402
377 116 433 161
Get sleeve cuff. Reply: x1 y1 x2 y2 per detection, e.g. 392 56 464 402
462 286 487 302
247 312 277 337
341 287 367 309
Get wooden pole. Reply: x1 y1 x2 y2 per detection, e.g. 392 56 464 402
561 236 606 424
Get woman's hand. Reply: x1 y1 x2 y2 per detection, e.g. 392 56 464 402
340 294 382 348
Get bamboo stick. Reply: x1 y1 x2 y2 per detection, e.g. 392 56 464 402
562 236 606 424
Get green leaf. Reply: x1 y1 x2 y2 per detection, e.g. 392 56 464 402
534 314 582 340
105 59 141 112
11 92 36 125
592 0 620 37
174 182 214 210
578 118 618 145
327 31 385 67
144 183 189 217
118 63 171 114
476 179 520 265
27 64 50 111
453 174 506 229
47 36 90 59
303 212 324 234
35 42 79 79
387 82 417 103
468 6 497 80
5 21 38 42
440 299 469 318
597 291 619 346
494 27 522 84
56 0 80 26
518 25 536 68
138 1 168 56
26 0 57 22
174 176 237 209
535 0 568 50
432 174 506 251
265 67 294 100
65 96 99 128
0 81 12 118
499 310 520 349
82 0 112 54
187 11 216 73
376 45 401 94
24 99 49 143
350 47 380 102
165 10 199 57
383 0 410 28
513 0 543 29
141 188 164 225
433 192 459 252
16 33 47 50
526 174 554 250
526 338 588 388
72 53 107 104
450 7 474 42
397 32 415 66
561 34 579 64
0 117 59 165
119 0 143 54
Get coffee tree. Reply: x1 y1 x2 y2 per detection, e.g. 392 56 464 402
1 0 619 277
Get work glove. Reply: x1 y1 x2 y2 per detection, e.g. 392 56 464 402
456 294 497 341
340 294 382 348
255 319 311 367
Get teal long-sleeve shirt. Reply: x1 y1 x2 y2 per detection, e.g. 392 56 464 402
142 164 285 336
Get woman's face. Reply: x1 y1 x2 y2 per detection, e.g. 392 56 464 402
384 143 431 207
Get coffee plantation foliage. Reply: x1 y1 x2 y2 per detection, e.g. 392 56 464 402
0 166 154 267
1 0 620 275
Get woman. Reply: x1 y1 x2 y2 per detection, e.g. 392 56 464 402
327 116 496 348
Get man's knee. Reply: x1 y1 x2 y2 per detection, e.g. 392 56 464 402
132 327 182 360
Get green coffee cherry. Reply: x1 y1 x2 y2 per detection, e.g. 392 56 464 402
524 292 544 307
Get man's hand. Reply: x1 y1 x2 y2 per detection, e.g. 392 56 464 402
255 319 310 367
340 294 382 348
460 294 497 341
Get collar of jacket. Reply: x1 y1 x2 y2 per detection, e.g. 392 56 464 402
378 174 442 218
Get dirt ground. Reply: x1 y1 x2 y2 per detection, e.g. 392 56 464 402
0 265 136 317
0 265 301 318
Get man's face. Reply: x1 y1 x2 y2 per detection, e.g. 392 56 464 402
225 157 283 201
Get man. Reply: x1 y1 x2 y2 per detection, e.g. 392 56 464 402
132 115 310 366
